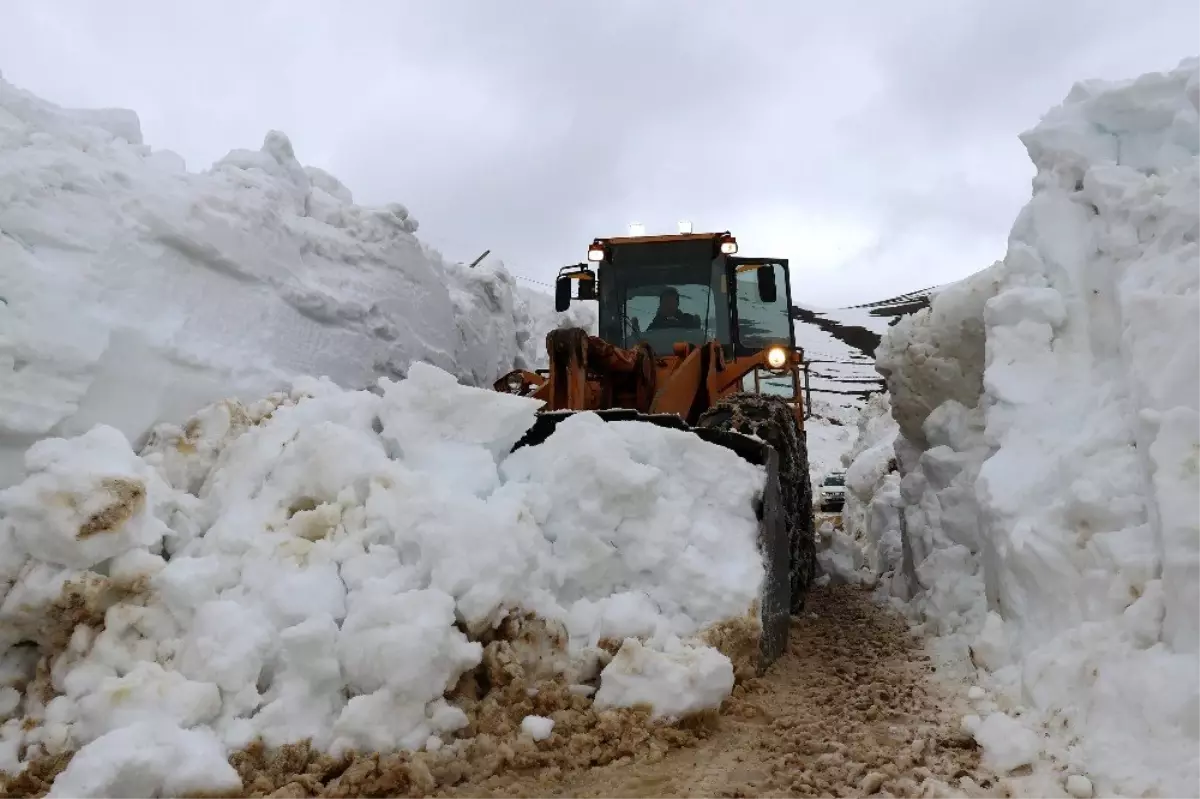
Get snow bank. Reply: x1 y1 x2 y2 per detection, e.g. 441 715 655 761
856 58 1199 796
839 394 905 585
0 75 585 490
813 392 908 589
0 362 767 795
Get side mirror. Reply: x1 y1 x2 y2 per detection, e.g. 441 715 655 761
555 275 572 312
757 265 778 303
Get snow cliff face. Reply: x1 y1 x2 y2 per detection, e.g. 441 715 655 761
0 75 585 489
849 58 1199 796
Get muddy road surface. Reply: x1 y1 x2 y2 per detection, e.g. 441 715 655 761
451 584 997 798
3 586 999 799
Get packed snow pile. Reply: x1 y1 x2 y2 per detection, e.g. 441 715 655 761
813 393 903 588
0 362 764 796
0 74 589 491
846 58 1199 796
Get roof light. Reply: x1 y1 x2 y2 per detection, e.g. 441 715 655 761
628 222 646 236
719 233 738 255
587 242 605 262
678 220 693 234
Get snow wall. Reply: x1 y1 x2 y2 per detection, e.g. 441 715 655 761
846 58 1199 796
0 74 593 489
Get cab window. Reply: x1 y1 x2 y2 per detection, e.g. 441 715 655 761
624 283 712 345
598 241 731 353
735 262 792 350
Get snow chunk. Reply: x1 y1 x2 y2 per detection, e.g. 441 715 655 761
1065 774 1094 798
594 637 734 719
47 721 240 798
969 712 1042 774
69 661 222 743
0 425 169 569
521 714 555 741
815 521 868 585
335 588 482 720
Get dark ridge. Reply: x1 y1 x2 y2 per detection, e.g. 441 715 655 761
843 285 940 310
874 298 932 322
791 305 884 361
792 286 938 401
792 286 937 360
809 386 881 399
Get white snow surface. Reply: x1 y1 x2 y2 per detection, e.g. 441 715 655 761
792 305 893 407
809 392 904 590
840 394 905 586
847 58 1199 797
0 362 761 794
592 636 735 721
791 306 893 484
0 74 592 490
520 714 555 742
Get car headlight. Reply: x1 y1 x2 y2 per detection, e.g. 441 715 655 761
766 346 788 369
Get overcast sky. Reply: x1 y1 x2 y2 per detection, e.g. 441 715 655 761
1 1 1196 307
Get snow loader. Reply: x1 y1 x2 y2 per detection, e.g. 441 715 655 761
492 229 816 671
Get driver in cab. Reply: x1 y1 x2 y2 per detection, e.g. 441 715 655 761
646 287 701 330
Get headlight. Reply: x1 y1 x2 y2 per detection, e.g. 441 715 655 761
766 346 788 369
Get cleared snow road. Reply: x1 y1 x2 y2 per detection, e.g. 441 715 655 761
480 585 996 799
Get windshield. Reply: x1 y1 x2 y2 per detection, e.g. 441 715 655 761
624 280 714 346
823 474 845 487
598 242 730 351
735 261 793 351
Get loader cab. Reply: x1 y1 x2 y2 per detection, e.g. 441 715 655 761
556 232 795 359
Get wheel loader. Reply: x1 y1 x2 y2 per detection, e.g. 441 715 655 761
492 229 816 671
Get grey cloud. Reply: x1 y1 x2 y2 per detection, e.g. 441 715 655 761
0 0 1196 308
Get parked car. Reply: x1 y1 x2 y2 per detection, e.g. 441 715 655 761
818 471 846 512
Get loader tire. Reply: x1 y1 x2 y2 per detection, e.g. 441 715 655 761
697 393 816 614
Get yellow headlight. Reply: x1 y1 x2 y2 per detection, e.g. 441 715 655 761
767 346 788 369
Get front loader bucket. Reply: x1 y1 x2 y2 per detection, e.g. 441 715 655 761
510 409 791 673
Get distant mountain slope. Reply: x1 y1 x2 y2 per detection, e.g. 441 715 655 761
791 286 939 408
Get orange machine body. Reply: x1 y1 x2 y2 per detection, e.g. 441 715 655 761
493 230 809 428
